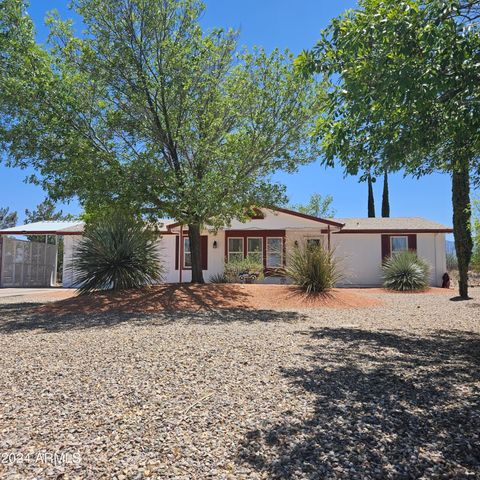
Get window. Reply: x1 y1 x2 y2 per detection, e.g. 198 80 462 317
391 236 408 253
267 238 283 268
183 238 191 268
228 238 244 263
247 237 263 263
307 238 324 249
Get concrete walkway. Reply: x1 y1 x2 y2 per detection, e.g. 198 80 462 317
0 288 76 303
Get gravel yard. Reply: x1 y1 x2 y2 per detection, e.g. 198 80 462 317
0 287 479 479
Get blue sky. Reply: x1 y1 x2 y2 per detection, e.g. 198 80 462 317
0 0 455 227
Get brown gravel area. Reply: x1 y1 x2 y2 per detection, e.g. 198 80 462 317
0 287 478 479
33 284 382 316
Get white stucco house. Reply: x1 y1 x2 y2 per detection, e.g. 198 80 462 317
64 207 451 287
0 207 452 288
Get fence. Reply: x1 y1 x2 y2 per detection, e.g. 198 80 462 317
0 237 58 287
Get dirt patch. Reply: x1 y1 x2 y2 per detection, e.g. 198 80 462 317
35 284 382 315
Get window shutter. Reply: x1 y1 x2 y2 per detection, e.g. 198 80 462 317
201 235 208 270
407 234 417 251
381 234 391 260
175 236 179 270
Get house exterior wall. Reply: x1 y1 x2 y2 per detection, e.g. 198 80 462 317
61 220 447 288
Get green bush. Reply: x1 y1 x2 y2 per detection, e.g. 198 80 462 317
224 257 264 283
71 215 163 294
286 242 340 293
382 251 430 291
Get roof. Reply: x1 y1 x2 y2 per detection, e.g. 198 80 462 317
167 207 345 231
333 217 453 233
0 221 85 236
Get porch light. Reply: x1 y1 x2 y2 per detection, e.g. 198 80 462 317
213 240 218 249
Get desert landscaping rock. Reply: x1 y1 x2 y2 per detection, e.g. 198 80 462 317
0 287 478 479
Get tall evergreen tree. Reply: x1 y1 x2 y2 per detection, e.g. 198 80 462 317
382 171 390 218
0 207 17 229
367 174 375 218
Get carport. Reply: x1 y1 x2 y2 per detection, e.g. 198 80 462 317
0 221 83 288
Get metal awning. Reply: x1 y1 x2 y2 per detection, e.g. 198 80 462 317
0 221 85 236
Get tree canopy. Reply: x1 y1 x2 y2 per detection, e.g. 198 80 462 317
290 193 336 218
298 0 480 297
0 206 17 229
0 0 321 282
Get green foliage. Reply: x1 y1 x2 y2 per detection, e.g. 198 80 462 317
0 206 17 229
382 251 430 292
0 0 320 282
290 193 335 218
299 0 480 297
367 174 375 218
71 215 163 295
382 171 390 218
224 257 264 283
286 242 340 293
208 272 230 283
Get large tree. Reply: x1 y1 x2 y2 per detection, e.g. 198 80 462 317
298 0 480 298
0 0 320 283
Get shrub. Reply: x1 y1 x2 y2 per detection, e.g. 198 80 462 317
209 272 229 283
224 257 264 283
286 242 340 293
382 251 430 291
71 215 163 294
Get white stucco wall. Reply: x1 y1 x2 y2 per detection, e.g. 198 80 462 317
161 230 225 283
62 235 82 288
61 222 447 288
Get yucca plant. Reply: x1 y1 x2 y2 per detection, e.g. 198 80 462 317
286 242 340 293
71 215 164 294
382 251 430 291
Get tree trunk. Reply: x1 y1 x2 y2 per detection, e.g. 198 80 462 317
188 223 205 283
452 163 472 299
382 171 390 218
368 174 375 218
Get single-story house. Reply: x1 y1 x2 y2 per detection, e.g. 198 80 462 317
0 208 452 288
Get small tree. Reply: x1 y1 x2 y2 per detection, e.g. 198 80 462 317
0 0 320 283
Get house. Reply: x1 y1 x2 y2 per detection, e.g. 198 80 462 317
60 207 451 288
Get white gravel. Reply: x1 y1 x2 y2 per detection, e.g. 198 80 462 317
0 288 478 479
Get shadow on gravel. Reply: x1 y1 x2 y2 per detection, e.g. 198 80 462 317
238 327 480 479
0 303 307 333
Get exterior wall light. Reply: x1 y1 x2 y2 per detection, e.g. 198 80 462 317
213 240 218 249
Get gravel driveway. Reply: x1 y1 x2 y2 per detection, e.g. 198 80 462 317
0 288 479 479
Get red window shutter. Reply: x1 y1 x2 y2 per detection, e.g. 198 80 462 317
201 235 208 270
407 234 417 251
381 234 391 260
175 236 179 270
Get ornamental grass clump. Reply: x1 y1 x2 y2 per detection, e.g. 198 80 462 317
286 242 340 293
71 215 163 295
382 251 430 292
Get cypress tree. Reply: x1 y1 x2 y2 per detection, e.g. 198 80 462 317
367 174 375 217
382 171 390 217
